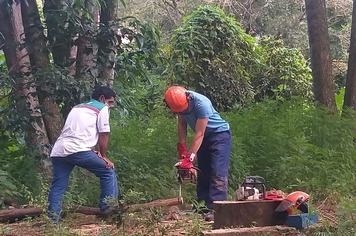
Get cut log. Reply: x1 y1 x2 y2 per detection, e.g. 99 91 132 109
75 197 183 215
213 200 286 229
0 208 43 223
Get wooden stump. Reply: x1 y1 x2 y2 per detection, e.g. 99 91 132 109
213 200 286 229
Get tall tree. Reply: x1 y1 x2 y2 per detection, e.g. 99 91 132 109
21 0 63 144
343 0 356 110
75 0 99 98
44 0 75 68
305 0 336 110
97 0 119 87
0 1 51 173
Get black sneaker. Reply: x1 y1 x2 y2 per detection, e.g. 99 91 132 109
203 211 214 222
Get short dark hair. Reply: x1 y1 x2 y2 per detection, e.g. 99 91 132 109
91 86 116 100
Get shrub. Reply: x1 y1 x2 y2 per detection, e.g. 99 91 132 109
171 5 258 111
170 6 313 110
253 38 312 101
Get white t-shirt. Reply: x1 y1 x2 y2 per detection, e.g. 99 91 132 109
50 99 110 157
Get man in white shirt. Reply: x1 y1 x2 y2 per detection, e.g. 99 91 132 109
48 86 118 223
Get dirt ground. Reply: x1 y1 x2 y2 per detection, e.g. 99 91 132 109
0 198 339 236
0 206 212 236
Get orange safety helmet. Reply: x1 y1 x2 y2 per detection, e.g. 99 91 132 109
286 191 310 208
164 86 189 113
275 191 310 213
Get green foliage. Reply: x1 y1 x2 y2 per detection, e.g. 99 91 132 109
253 38 312 101
109 108 183 201
0 169 20 208
170 6 312 111
335 196 356 234
335 87 345 112
171 5 257 110
112 19 165 117
0 131 27 208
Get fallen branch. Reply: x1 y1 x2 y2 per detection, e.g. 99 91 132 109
0 197 183 222
0 207 43 223
75 197 183 215
129 196 183 212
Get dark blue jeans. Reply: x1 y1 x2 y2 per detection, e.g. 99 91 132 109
197 130 231 209
48 151 119 223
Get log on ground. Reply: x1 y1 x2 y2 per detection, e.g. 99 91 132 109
0 208 43 223
75 197 183 215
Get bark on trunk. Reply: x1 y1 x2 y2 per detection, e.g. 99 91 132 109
97 0 119 87
75 0 99 100
0 2 51 174
343 0 356 110
21 0 63 144
305 0 336 111
44 0 74 68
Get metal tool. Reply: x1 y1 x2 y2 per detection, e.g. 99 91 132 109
176 167 198 203
235 176 266 200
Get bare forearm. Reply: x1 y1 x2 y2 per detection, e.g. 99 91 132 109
189 133 204 154
178 115 187 144
189 118 208 155
98 132 110 156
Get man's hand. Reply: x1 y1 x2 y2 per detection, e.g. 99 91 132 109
95 151 114 169
102 155 114 169
175 152 196 169
175 157 193 169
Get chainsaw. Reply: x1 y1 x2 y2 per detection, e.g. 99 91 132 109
176 167 198 202
235 176 266 200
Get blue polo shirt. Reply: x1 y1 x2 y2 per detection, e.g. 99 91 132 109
180 91 230 135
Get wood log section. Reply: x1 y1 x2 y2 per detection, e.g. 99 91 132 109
0 207 43 223
213 200 286 229
0 197 183 222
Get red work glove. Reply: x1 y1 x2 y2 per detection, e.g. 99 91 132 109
177 143 188 160
175 153 196 169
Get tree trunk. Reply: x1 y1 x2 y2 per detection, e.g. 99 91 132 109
343 0 356 110
21 0 63 144
97 0 119 87
44 0 74 68
305 0 336 111
75 0 99 100
0 2 51 174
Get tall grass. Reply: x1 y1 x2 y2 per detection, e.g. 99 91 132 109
226 99 355 198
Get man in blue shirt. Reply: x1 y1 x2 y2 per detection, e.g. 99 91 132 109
164 86 232 219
